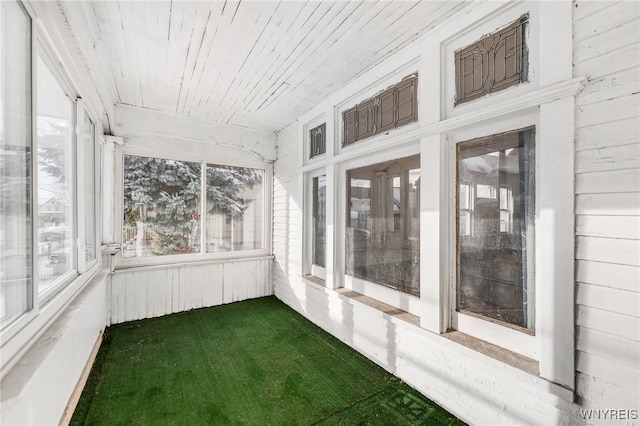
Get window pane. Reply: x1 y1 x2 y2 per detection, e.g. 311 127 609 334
123 155 201 258
312 175 326 267
457 127 535 329
82 112 96 262
0 0 31 326
205 165 263 253
346 155 420 296
37 55 74 294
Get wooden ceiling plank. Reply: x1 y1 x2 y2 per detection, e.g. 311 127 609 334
252 1 420 128
171 3 201 115
149 1 172 109
212 1 314 124
177 2 218 117
240 1 343 116
164 0 187 113
249 1 366 116
184 1 268 119
238 1 309 101
103 0 139 106
117 0 146 106
204 2 279 123
229 0 367 126
215 1 309 123
199 0 259 122
65 1 122 104
221 2 319 123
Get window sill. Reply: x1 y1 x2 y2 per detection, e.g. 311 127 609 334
330 285 538 378
303 275 326 287
114 254 274 272
335 288 420 327
443 330 539 376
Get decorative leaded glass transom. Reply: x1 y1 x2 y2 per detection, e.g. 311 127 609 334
342 74 418 147
455 15 529 105
309 123 326 159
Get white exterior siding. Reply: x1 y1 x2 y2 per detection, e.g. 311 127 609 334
273 123 304 286
573 0 640 410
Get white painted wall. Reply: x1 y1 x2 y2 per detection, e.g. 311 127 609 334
1 272 108 426
573 0 640 411
273 1 639 424
109 257 273 325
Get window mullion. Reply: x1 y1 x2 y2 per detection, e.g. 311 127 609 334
75 100 86 274
29 18 38 313
200 161 206 255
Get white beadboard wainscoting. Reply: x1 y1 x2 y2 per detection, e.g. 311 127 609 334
109 257 273 325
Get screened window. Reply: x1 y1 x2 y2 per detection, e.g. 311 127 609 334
122 155 265 259
0 0 31 326
36 55 75 295
346 155 420 296
456 127 535 330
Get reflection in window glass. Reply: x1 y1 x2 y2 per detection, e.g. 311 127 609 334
459 182 473 237
123 155 201 258
346 155 420 296
0 0 32 326
37 55 74 294
312 175 326 268
457 127 535 330
205 165 263 253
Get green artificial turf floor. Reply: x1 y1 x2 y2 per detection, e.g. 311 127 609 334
71 296 463 425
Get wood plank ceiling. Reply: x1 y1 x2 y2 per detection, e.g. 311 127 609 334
60 1 469 133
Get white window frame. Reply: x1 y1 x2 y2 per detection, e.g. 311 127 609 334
76 99 100 273
115 145 273 269
448 113 539 360
337 142 422 316
1 6 103 379
425 0 576 392
34 36 79 303
303 168 327 280
303 113 327 166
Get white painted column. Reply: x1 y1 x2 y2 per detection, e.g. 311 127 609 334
420 134 449 333
101 136 123 245
538 96 575 391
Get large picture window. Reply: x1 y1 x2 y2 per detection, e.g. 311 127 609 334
122 154 266 260
456 127 535 330
346 155 420 296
